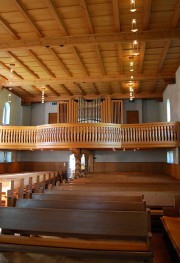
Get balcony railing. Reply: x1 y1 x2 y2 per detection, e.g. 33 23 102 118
0 122 180 150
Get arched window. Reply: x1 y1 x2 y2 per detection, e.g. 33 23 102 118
167 99 171 122
2 101 12 162
2 102 10 125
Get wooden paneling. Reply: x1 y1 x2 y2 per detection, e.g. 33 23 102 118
162 163 180 180
0 162 67 174
94 162 165 173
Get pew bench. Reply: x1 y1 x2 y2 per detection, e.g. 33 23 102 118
160 194 180 262
31 193 144 202
0 207 153 262
161 216 180 262
15 198 146 211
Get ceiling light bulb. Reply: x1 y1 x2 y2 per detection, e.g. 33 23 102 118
131 19 138 32
130 61 134 71
132 40 140 56
130 0 137 12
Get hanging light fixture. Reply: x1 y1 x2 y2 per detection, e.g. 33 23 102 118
132 40 140 56
41 87 45 103
129 86 134 101
130 61 134 72
130 0 137 12
131 19 138 32
8 94 11 103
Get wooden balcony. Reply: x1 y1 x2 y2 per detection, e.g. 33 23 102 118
0 122 180 150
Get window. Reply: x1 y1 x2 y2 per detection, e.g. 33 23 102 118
2 100 12 162
167 99 171 122
0 151 12 163
167 150 173 164
2 102 10 125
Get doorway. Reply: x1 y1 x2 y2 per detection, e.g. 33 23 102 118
126 110 139 124
48 113 57 124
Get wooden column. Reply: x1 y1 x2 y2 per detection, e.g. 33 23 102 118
72 149 82 179
84 153 89 175
74 152 82 178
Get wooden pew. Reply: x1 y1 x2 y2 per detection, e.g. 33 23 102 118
42 188 179 208
31 193 144 202
161 194 180 262
15 198 146 211
0 207 153 262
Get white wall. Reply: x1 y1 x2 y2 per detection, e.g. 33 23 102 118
30 102 58 125
18 150 70 162
142 100 161 123
22 105 31 126
163 66 180 122
94 149 166 162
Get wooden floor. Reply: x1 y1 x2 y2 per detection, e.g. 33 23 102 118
0 233 173 263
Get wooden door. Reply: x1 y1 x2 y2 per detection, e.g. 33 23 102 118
48 113 57 124
126 111 139 124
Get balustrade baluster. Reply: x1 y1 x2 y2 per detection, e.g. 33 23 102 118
167 126 170 141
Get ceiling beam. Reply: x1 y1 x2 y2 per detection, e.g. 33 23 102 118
80 0 94 33
46 84 60 97
74 82 86 95
46 0 69 35
48 48 72 77
0 61 23 80
21 92 163 104
105 82 112 95
2 72 175 87
143 0 152 30
32 85 43 95
0 74 8 81
117 44 124 74
138 42 146 73
72 46 89 76
16 86 35 97
112 0 121 32
28 49 56 78
5 87 23 98
95 45 106 75
171 0 180 28
0 30 179 50
157 40 171 72
90 83 99 95
12 0 44 38
6 51 39 79
149 80 157 93
59 84 73 96
0 15 20 39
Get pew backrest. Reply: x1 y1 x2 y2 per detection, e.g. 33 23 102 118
15 198 146 211
0 207 150 239
44 188 144 197
31 193 144 202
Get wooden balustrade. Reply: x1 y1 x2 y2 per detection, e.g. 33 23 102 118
0 122 179 150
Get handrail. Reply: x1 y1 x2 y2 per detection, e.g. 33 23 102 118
0 122 180 150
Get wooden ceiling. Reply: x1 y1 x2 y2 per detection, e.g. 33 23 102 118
0 0 179 104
